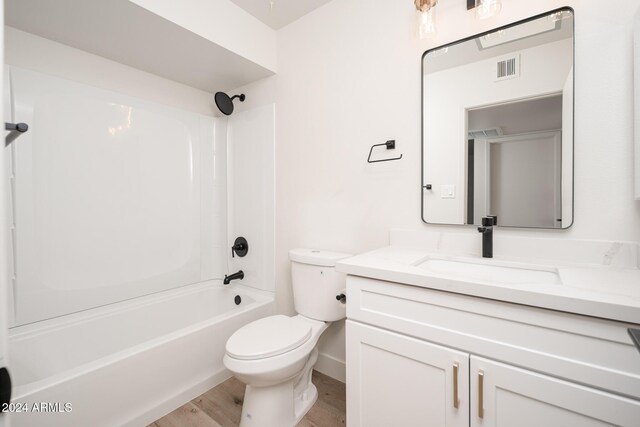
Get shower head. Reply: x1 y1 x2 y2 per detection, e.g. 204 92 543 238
214 92 246 116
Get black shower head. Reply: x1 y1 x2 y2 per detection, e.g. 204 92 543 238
214 92 246 116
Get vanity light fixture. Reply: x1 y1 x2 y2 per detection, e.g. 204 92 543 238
415 0 438 38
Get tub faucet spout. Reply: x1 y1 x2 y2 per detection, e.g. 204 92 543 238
224 270 244 285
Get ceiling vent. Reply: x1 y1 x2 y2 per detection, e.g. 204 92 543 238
495 54 520 81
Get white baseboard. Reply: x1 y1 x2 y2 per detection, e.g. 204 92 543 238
315 352 345 383
125 369 233 427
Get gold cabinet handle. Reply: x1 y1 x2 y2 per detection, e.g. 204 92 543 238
478 370 485 419
453 362 460 409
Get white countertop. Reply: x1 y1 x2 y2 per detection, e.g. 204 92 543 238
336 246 640 325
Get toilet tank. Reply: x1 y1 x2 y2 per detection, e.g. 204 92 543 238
289 249 352 322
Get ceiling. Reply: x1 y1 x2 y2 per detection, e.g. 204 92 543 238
230 0 333 29
5 0 275 93
5 0 335 92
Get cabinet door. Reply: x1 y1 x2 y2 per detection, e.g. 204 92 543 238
470 356 640 427
346 320 468 427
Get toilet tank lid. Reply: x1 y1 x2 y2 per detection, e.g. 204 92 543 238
289 248 352 267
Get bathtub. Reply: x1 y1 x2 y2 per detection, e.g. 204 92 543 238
7 281 274 427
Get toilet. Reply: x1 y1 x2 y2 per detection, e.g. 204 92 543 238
223 248 351 427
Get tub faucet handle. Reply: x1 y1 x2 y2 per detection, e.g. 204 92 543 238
231 237 248 258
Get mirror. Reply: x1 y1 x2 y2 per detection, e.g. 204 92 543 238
422 8 574 229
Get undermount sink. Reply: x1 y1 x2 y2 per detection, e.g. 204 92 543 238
417 258 561 285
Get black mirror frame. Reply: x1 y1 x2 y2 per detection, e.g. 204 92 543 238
420 7 575 230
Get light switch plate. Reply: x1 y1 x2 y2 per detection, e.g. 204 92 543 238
441 184 455 199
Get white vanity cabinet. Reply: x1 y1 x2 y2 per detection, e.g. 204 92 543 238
470 357 640 427
347 321 469 427
345 276 640 427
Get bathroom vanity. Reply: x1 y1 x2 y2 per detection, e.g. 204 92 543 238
374 6 640 424
338 239 640 427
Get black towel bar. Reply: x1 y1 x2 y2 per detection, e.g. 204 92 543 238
367 140 403 163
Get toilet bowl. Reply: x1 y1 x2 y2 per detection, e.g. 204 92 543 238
223 248 351 427
223 315 328 426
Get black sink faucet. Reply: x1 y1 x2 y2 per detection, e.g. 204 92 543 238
477 216 497 258
223 270 244 285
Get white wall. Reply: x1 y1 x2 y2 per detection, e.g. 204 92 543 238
239 0 640 381
489 131 561 228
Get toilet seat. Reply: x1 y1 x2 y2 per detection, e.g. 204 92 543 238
226 315 312 360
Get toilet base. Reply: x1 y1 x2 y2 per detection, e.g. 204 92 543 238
238 377 318 427
294 382 318 424
238 349 320 427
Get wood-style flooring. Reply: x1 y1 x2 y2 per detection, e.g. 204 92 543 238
148 371 346 427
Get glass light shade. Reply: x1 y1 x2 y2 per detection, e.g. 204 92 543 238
418 7 437 38
476 0 502 20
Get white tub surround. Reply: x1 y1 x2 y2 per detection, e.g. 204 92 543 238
8 282 274 427
341 231 640 426
227 103 276 293
5 65 227 326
